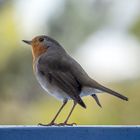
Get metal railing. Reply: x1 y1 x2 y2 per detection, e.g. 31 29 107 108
0 125 139 140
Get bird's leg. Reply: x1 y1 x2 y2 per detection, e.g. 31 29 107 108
58 101 77 126
39 100 67 126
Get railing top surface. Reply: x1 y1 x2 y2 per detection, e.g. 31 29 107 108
0 125 139 128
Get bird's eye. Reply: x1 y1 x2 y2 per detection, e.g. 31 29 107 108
39 38 44 42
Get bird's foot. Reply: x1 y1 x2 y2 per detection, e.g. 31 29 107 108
57 122 77 126
38 122 77 126
38 122 57 126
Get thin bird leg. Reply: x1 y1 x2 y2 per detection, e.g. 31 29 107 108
58 101 77 126
39 100 67 126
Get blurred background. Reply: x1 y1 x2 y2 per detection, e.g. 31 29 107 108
0 0 140 125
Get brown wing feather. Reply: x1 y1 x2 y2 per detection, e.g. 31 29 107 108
50 71 86 108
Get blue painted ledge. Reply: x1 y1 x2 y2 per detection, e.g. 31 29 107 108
0 125 140 140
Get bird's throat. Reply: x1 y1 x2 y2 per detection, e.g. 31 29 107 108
31 45 47 62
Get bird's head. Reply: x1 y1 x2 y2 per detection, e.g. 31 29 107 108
22 35 60 60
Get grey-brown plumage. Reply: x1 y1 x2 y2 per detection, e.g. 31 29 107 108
23 35 128 126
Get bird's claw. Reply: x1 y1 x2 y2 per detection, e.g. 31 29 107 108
38 122 77 126
38 122 57 126
57 122 77 126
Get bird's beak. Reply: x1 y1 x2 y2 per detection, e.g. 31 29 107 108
22 40 32 45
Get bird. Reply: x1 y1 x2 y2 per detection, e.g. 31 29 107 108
22 35 128 126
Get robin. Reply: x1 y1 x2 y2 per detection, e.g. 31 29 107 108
22 35 128 126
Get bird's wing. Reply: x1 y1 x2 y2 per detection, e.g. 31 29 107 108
37 55 86 108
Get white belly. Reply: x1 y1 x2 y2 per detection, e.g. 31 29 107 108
36 71 69 101
80 87 102 97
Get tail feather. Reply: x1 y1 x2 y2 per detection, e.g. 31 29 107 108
91 94 102 107
76 96 86 109
97 85 128 101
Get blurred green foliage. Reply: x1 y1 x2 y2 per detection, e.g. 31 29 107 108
0 0 140 125
48 0 109 51
130 18 140 40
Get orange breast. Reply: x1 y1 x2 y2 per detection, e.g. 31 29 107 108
31 45 47 72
